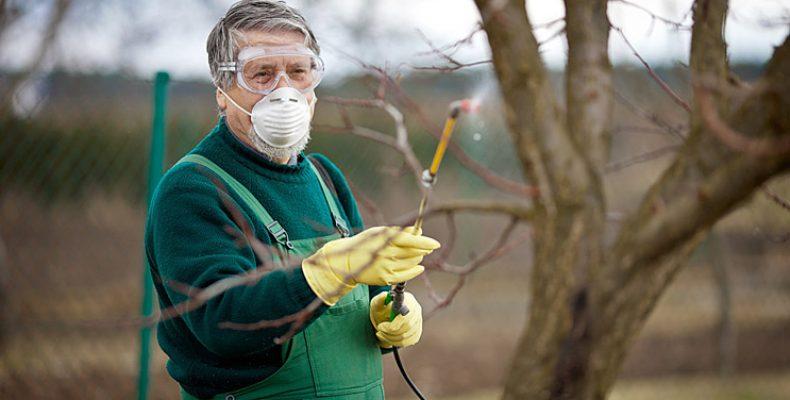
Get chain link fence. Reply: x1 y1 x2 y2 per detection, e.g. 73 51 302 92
0 73 213 399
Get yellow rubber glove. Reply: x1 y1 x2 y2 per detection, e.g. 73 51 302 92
302 226 440 305
369 291 422 348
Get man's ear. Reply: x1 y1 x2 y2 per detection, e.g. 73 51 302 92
216 88 227 112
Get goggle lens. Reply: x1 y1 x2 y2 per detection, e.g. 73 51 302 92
240 54 323 93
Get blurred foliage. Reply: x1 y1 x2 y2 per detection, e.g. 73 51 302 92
0 116 149 204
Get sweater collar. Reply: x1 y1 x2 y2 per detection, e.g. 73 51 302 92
215 117 309 176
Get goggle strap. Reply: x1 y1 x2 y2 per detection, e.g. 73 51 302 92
218 62 237 72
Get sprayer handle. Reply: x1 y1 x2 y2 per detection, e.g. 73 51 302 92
386 283 410 321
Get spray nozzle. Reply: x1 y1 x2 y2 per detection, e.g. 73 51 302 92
449 98 481 117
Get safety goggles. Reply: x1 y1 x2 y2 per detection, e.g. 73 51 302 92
218 45 325 95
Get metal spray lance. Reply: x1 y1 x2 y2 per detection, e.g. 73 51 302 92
384 99 480 400
386 99 480 319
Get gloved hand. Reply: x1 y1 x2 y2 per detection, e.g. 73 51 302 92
302 226 440 305
369 291 423 348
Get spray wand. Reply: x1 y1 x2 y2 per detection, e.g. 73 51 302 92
385 99 479 400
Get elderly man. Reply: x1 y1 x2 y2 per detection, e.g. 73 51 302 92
144 1 440 399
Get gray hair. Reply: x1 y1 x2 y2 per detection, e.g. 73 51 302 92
207 0 320 89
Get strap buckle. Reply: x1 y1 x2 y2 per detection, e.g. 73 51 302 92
334 216 350 237
217 62 237 72
266 220 294 250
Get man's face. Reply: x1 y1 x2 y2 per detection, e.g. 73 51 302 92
217 30 317 140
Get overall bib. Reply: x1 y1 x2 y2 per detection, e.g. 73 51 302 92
176 154 384 400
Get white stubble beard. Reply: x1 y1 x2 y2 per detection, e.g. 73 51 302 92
247 125 312 163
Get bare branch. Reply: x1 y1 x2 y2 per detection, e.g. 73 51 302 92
615 91 687 140
762 186 790 212
613 26 692 112
426 218 524 317
695 83 790 156
414 24 483 57
345 177 387 226
605 144 680 174
1 0 73 114
613 125 684 137
435 212 457 266
209 174 279 267
141 176 432 347
0 0 25 44
219 226 419 343
610 0 691 30
395 199 535 225
362 69 539 197
533 16 565 30
608 1 790 283
424 275 466 319
319 96 426 195
410 28 491 72
152 264 279 326
411 59 492 73
443 217 521 276
537 24 566 48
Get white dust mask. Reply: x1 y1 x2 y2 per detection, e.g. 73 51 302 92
218 86 315 148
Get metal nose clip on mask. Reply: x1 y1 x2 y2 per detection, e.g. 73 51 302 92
218 86 316 149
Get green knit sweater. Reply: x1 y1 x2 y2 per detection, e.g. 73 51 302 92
144 118 387 398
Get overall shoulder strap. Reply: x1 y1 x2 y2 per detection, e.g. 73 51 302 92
307 155 350 237
176 153 293 250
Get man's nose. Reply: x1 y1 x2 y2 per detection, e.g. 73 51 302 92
273 72 290 90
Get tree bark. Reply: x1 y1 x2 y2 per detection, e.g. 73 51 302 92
473 0 790 398
474 1 609 399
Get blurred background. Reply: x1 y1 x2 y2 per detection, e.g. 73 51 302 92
1 0 788 399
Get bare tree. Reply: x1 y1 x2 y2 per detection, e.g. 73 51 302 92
467 0 789 398
0 0 73 114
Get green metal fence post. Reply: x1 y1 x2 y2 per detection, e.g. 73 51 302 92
137 71 170 400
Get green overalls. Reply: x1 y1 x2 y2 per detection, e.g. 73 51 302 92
176 154 384 400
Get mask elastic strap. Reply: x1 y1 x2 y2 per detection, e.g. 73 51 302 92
217 87 253 117
309 95 317 117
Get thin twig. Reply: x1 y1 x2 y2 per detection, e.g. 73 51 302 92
395 199 535 226
414 24 483 57
615 91 687 140
420 273 444 305
762 186 790 212
426 219 525 318
605 144 680 174
319 49 538 197
434 212 457 266
613 26 692 112
611 0 691 30
346 177 386 226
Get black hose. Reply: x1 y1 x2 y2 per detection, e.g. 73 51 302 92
393 347 427 400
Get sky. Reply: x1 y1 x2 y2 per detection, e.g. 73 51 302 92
0 0 788 83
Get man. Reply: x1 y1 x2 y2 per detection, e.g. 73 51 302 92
144 1 440 399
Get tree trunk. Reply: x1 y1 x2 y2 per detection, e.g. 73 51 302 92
473 0 790 398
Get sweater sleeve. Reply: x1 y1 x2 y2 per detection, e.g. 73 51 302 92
146 166 327 357
309 154 391 301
